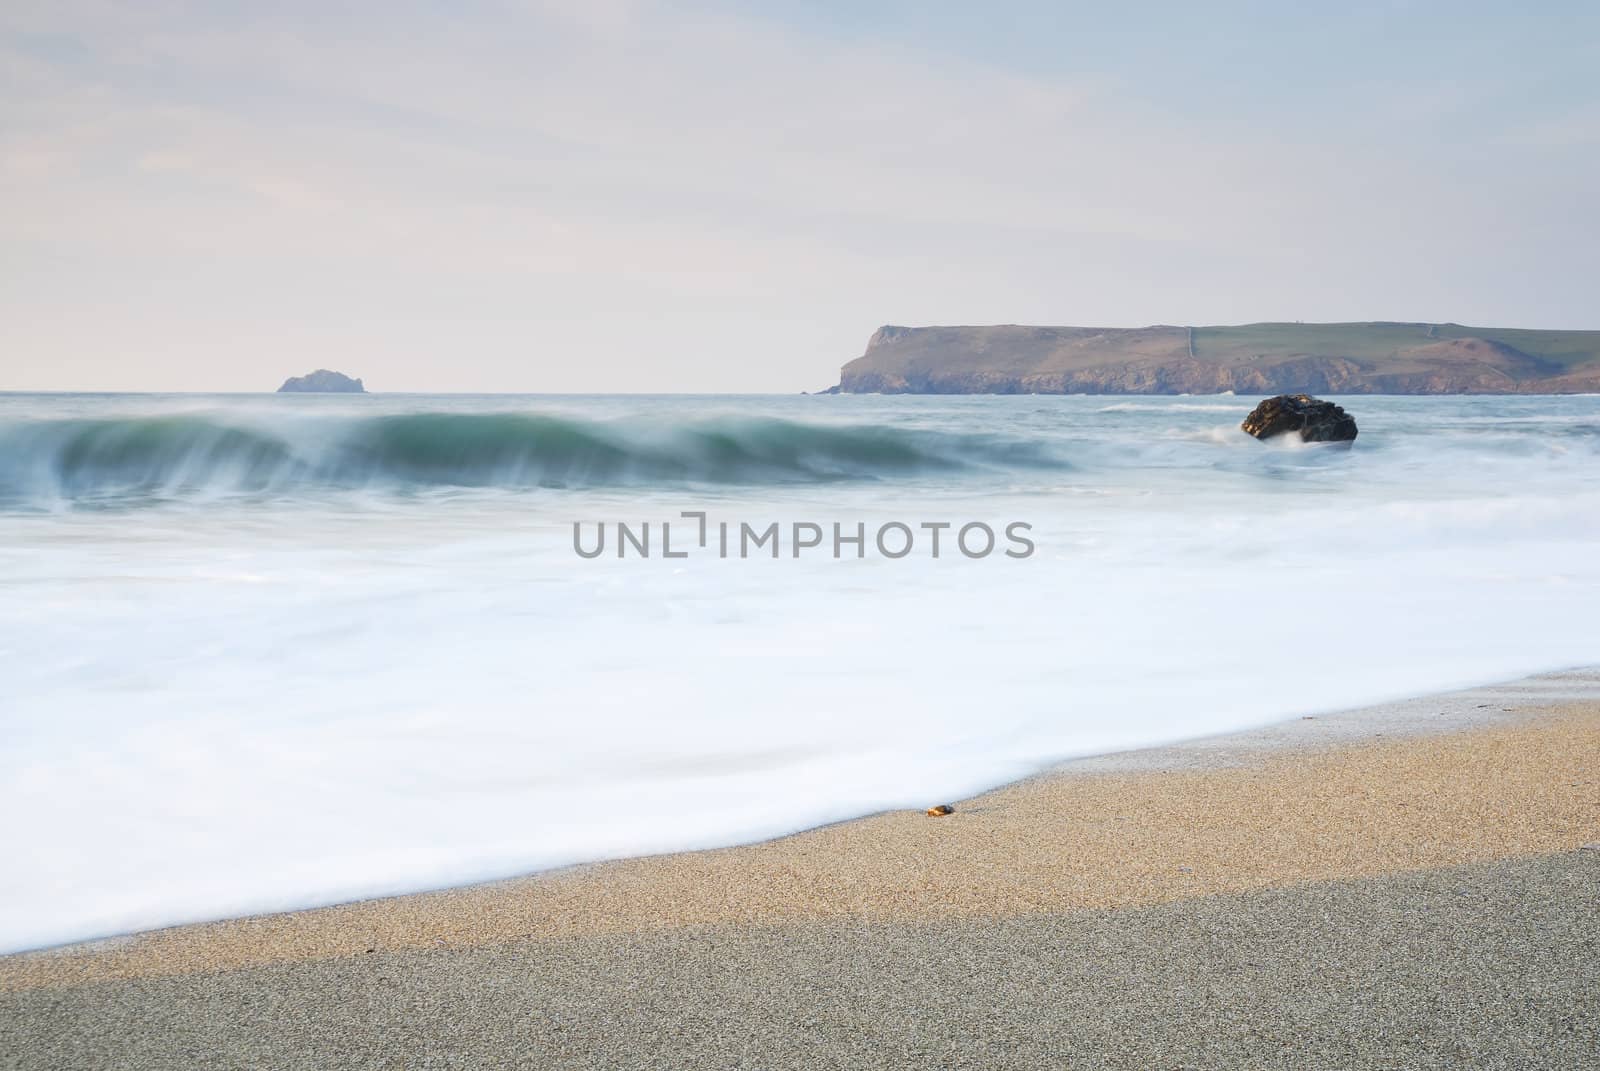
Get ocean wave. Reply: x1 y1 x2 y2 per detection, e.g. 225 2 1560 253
0 412 1064 505
1097 402 1248 413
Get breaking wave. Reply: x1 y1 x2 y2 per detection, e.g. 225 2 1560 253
0 412 1063 505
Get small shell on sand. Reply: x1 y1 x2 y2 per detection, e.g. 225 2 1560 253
926 804 954 817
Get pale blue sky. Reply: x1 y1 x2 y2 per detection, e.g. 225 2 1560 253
3 2 1597 391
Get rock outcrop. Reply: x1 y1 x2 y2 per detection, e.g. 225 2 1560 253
277 370 366 393
829 322 1600 395
1241 395 1358 443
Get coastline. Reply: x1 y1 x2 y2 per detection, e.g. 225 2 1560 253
9 392 1600 967
4 671 1597 982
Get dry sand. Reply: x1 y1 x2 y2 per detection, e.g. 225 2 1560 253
4 853 1595 1069
1 687 1597 1068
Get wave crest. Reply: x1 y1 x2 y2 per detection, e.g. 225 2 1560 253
0 412 1059 505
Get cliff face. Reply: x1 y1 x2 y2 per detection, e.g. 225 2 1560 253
834 323 1600 395
278 370 366 393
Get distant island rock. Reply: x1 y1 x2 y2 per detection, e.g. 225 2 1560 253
277 370 366 393
828 322 1600 395
1241 394 1358 443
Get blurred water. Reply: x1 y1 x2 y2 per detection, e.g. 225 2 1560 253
1 392 1597 952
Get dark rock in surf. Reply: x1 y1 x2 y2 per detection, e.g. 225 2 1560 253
1241 394 1357 443
277 369 366 393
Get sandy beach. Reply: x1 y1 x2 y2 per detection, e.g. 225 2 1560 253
3 677 1598 1069
10 5 1600 1067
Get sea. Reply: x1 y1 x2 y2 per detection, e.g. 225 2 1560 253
2 392 1597 953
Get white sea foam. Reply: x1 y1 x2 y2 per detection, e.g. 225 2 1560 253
1 392 1598 952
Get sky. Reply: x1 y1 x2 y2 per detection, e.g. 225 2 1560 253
2 1 1598 392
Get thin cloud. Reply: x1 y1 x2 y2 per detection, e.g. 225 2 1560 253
1 4 1596 391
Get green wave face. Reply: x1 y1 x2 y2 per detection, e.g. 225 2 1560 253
21 417 301 503
0 412 1057 505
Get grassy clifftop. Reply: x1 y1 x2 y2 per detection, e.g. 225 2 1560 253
833 322 1600 395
